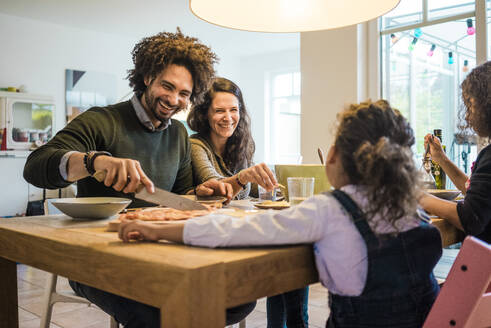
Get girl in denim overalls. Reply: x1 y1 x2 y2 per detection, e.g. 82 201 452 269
120 100 443 328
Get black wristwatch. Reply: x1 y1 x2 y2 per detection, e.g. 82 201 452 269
84 151 112 175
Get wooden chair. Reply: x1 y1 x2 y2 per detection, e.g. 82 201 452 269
40 199 119 328
423 236 491 328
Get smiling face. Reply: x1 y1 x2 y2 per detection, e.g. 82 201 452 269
142 64 193 127
207 92 240 142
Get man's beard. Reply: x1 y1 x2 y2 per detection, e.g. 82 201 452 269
144 89 181 125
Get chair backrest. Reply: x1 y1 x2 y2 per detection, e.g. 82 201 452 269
275 164 331 200
44 199 62 215
423 236 491 328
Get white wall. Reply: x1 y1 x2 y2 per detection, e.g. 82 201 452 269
239 49 300 164
300 23 372 164
0 13 244 133
0 13 138 133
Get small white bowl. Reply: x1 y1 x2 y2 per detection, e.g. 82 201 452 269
50 197 131 219
426 189 461 200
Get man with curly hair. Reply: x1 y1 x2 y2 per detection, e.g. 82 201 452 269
23 29 254 326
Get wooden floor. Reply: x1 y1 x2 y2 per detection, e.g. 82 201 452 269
16 264 330 328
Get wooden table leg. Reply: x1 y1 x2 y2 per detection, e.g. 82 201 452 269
160 264 226 328
0 257 18 328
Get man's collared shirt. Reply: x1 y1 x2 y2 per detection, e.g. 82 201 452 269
131 94 171 132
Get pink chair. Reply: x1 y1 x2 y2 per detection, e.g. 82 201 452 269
423 236 491 328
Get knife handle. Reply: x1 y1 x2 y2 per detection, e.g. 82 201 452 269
93 170 144 193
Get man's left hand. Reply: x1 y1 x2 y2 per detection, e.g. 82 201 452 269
195 179 233 202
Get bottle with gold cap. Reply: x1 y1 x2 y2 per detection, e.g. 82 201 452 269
431 129 446 189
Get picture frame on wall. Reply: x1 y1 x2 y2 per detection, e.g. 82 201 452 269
65 69 117 123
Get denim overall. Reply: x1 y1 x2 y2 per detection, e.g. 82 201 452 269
326 190 442 328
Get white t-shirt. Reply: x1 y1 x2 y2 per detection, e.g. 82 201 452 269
183 184 421 296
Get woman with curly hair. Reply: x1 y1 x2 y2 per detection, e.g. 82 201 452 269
187 77 277 198
420 61 491 243
121 100 443 328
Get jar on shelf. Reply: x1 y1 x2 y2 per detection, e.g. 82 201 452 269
29 130 39 142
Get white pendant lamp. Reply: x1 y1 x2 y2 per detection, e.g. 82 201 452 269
190 0 400 33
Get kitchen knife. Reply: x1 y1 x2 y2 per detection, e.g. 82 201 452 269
135 187 207 211
93 170 207 210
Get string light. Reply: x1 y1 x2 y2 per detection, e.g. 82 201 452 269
414 28 422 38
408 37 418 51
466 19 475 35
463 60 469 72
390 33 399 44
448 52 454 65
427 44 436 57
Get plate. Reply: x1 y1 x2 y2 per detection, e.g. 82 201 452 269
426 189 461 200
182 195 228 205
254 200 290 210
50 197 131 219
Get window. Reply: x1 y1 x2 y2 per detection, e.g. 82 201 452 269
380 0 481 178
268 71 301 164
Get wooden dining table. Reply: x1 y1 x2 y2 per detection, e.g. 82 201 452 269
0 200 464 328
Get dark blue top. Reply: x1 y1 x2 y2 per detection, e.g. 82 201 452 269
457 144 491 243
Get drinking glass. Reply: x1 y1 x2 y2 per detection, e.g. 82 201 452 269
287 177 314 205
258 184 277 201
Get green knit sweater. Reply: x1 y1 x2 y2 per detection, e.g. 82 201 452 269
23 101 192 207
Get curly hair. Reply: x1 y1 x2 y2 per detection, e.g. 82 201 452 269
335 100 420 231
127 28 218 105
187 77 255 171
460 61 491 138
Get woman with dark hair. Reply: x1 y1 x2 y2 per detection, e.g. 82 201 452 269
420 61 491 243
187 77 309 327
187 77 277 198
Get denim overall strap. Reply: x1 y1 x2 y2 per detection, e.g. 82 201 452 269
329 189 379 250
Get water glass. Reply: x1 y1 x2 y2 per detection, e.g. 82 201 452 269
258 184 277 201
287 177 314 205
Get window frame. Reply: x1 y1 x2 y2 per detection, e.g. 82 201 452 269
267 68 302 164
369 0 488 152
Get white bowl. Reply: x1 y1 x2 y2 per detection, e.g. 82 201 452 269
426 189 461 200
50 197 131 219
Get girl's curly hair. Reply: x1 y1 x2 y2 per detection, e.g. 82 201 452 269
127 28 218 105
335 100 420 231
460 61 491 138
187 77 255 172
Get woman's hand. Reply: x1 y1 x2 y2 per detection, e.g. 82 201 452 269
239 163 278 191
424 133 447 164
118 219 161 242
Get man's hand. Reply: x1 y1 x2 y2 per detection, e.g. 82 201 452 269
93 156 154 194
195 179 233 201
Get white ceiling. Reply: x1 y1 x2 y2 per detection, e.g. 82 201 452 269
0 0 299 58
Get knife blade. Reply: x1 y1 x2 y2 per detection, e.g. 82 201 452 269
135 187 207 211
92 170 207 210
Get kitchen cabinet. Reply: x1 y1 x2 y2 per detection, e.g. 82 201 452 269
0 151 29 216
0 151 74 217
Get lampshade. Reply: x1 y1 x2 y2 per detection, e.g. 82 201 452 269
190 0 400 33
